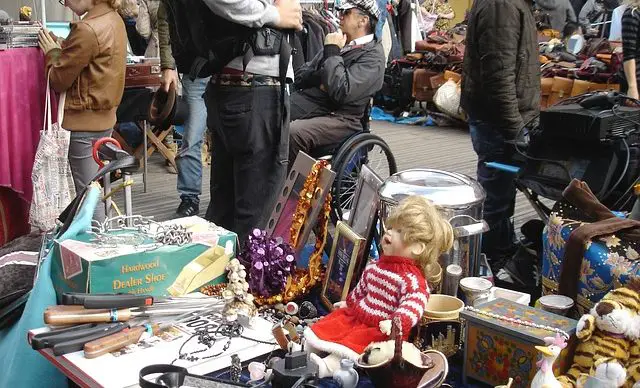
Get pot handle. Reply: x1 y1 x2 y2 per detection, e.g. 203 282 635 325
449 215 489 237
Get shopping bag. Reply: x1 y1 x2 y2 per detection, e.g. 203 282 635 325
28 71 76 231
433 79 466 121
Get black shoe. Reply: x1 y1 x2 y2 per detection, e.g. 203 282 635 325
176 198 199 217
495 243 541 292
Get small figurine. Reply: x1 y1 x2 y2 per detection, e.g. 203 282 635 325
300 196 454 377
19 5 31 21
222 258 257 325
531 333 567 388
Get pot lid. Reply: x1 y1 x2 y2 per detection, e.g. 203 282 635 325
378 169 485 209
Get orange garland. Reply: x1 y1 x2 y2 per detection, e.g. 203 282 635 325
253 160 331 305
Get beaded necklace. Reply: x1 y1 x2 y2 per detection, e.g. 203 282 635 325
464 306 571 339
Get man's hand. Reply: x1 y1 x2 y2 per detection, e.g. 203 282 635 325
274 0 303 31
324 31 347 49
161 69 179 92
38 28 61 55
628 85 639 100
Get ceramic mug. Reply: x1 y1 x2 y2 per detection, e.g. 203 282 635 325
459 277 492 307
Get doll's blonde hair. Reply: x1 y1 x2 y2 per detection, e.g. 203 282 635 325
385 196 454 273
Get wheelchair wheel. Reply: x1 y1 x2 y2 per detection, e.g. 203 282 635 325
331 134 397 224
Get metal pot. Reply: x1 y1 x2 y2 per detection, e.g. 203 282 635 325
378 169 489 278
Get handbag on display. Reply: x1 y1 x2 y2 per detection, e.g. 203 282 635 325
412 68 439 102
29 71 76 231
433 78 465 121
540 77 553 109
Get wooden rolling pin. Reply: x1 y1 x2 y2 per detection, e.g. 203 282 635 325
84 324 161 359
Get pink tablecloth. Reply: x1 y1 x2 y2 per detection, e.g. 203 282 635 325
0 47 58 203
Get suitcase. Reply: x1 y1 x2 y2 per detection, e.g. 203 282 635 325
412 68 441 102
548 77 574 106
540 77 553 109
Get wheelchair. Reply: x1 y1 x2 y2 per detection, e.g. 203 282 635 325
308 104 398 224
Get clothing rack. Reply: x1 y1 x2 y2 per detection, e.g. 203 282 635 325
300 0 335 11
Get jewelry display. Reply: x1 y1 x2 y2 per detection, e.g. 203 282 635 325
222 259 257 323
88 215 193 248
230 354 242 382
463 306 571 339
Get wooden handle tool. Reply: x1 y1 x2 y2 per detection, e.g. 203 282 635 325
44 306 134 325
83 324 160 359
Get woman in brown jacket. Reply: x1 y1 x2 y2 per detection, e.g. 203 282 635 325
38 0 127 221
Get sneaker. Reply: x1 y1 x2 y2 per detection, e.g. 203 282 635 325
176 198 199 217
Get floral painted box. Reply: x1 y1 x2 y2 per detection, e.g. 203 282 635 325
460 298 577 387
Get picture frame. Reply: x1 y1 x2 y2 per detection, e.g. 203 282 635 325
321 221 366 311
265 151 335 255
346 165 384 290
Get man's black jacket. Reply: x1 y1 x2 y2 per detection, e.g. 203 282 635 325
292 39 385 120
461 0 541 140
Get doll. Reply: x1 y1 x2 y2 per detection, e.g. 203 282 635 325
302 196 454 377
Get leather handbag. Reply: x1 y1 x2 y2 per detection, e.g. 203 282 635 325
412 68 439 102
548 77 574 106
541 77 553 109
570 79 592 97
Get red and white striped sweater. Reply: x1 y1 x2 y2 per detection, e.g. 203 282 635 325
346 255 429 337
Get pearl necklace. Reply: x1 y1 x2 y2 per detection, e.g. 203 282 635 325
464 306 570 340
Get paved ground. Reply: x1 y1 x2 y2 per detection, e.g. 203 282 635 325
116 120 541 230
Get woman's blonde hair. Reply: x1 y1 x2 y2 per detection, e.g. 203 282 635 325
385 196 454 273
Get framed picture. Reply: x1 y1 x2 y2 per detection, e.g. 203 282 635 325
321 221 366 311
346 165 384 290
348 164 383 242
265 151 335 255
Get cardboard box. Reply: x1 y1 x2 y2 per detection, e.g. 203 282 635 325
51 217 237 298
461 298 577 387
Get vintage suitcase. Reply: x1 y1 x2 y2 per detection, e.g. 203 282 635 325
125 63 162 88
461 298 577 388
548 77 574 106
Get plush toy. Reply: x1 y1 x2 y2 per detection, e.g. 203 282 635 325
558 280 640 388
300 196 454 377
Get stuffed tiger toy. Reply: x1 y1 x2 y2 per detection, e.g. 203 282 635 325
558 279 640 388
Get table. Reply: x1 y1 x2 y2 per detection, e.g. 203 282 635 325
28 317 278 388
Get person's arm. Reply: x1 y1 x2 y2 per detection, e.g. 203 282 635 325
567 1 578 23
45 22 99 93
157 1 178 91
475 0 524 139
439 3 454 19
579 0 594 27
136 0 152 40
293 49 323 90
622 10 639 98
321 41 385 105
200 0 279 27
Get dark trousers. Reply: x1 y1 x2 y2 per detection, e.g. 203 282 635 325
204 81 289 243
289 99 361 163
469 119 517 258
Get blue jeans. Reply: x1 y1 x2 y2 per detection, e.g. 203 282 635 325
375 0 388 39
176 76 211 203
469 119 517 257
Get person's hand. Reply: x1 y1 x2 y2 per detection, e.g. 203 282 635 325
627 85 639 100
379 320 392 335
161 69 179 92
333 301 347 309
274 0 303 31
38 28 61 55
324 31 347 48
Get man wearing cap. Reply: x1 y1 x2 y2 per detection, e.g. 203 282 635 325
287 0 385 164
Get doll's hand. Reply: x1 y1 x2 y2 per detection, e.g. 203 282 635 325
379 320 392 335
333 301 347 309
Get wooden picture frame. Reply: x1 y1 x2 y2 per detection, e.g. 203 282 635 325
321 221 365 311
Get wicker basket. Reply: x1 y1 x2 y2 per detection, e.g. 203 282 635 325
356 317 448 388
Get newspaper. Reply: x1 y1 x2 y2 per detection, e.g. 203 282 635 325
59 316 278 388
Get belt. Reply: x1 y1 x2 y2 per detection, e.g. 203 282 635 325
212 73 280 87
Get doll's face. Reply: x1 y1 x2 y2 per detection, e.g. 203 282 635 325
381 227 415 257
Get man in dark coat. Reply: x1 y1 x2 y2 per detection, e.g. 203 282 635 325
461 0 541 280
288 0 385 164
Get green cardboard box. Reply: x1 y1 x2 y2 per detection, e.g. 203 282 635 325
51 216 237 298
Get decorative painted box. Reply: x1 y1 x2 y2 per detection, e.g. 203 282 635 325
460 298 577 387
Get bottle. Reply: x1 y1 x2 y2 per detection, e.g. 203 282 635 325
333 359 359 388
630 184 640 221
